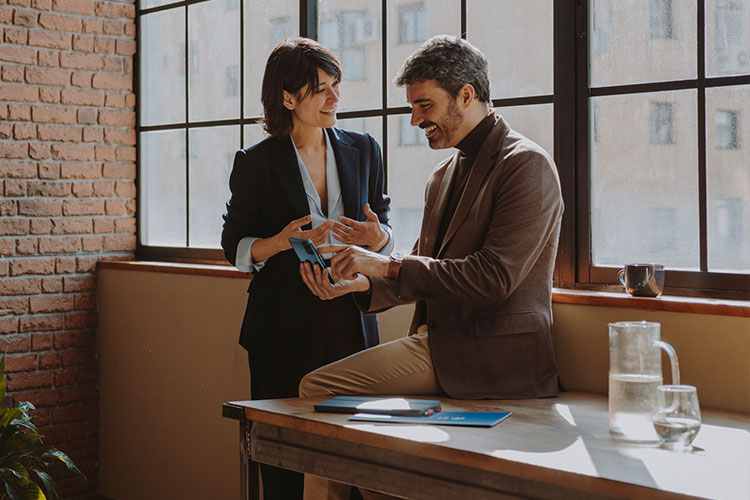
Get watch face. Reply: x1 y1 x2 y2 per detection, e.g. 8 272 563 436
391 252 404 261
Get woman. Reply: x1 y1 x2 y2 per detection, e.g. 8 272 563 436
221 38 392 500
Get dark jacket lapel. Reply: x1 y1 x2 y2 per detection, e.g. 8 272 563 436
421 154 459 258
328 127 360 219
436 117 510 257
269 135 312 228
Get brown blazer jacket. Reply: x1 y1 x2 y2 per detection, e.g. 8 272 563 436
360 116 563 399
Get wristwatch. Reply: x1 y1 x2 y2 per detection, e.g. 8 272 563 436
387 253 403 280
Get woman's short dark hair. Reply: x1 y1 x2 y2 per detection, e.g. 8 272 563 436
394 35 490 104
261 38 342 137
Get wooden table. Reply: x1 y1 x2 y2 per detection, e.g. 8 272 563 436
222 392 750 500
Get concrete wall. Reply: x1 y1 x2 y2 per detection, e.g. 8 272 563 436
97 266 750 499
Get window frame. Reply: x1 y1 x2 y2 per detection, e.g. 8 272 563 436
135 0 750 299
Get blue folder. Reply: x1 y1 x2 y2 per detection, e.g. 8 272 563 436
348 411 511 428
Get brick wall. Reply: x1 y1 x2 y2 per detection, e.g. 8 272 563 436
0 0 135 494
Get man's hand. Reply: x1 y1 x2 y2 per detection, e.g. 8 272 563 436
332 203 388 251
318 244 390 281
299 262 370 300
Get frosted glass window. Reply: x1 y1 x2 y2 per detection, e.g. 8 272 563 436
591 90 699 270
140 9 185 126
495 104 554 159
336 116 382 146
467 0 553 99
188 0 240 122
188 126 239 248
707 0 750 77
707 85 750 273
140 130 187 247
589 0 696 87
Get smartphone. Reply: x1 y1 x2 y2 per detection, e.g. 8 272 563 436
288 237 335 285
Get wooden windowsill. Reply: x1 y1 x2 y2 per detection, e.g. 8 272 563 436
98 261 750 318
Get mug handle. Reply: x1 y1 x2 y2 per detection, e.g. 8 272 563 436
617 269 626 287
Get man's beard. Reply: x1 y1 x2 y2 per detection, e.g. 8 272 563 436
425 99 464 150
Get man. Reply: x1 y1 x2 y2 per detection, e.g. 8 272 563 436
298 35 564 499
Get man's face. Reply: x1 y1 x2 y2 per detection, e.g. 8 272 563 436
406 79 465 150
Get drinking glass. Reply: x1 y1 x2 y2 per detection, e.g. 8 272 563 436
652 385 702 452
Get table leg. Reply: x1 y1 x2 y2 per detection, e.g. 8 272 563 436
240 420 260 500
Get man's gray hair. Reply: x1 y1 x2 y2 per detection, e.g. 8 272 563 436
394 35 490 104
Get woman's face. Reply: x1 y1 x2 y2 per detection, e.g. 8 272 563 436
286 68 340 132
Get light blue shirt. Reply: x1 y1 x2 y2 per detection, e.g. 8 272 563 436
235 131 393 273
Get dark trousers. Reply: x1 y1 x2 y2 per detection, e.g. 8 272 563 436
248 295 367 500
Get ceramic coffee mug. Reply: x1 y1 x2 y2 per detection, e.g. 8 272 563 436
617 264 665 297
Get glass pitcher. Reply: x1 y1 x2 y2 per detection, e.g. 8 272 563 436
608 321 680 441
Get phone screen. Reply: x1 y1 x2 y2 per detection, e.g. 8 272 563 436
288 237 335 284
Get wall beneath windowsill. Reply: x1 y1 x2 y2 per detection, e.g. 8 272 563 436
96 260 749 499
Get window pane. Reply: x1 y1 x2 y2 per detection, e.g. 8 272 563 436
495 104 554 158
589 0 696 87
139 0 178 11
468 0 553 99
336 116 383 146
243 0 299 118
243 122 267 150
140 9 185 126
188 126 239 248
387 114 454 254
319 0 382 112
386 0 461 107
707 85 750 273
140 130 187 246
591 90 699 269
188 0 240 122
706 0 750 77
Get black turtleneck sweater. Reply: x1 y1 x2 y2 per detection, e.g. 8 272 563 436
433 111 498 252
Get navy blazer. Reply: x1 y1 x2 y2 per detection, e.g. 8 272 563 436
222 127 390 353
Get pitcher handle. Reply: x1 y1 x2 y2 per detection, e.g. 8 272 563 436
654 339 680 385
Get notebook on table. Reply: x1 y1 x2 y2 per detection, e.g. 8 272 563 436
314 396 442 416
348 411 512 428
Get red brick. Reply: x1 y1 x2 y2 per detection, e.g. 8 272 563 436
0 8 11 24
2 65 24 82
0 317 19 334
52 0 94 15
31 0 52 8
71 70 91 87
43 277 63 293
60 88 102 106
29 218 51 234
0 200 17 216
77 107 96 124
51 217 92 234
4 28 29 45
51 402 96 423
18 199 61 216
77 363 97 383
39 87 60 103
124 23 135 38
63 311 86 328
60 163 100 179
103 234 134 251
59 386 82 404
54 329 93 348
6 371 54 391
125 92 135 109
62 275 95 292
102 55 122 72
9 257 55 275
92 72 130 91
29 295 74 313
0 297 27 315
31 105 77 124
50 144 94 161
65 419 96 440
0 46 35 64
98 109 133 127
0 260 7 277
0 332 31 353
102 162 134 179
103 92 123 108
0 238 16 256
0 122 10 139
37 162 59 177
28 30 71 50
12 388 59 407
80 236 100 251
104 199 124 215
27 181 71 197
82 127 101 142
37 50 60 67
55 256 75 273
102 20 123 35
94 145 114 161
4 179 25 195
8 104 31 121
38 124 82 142
12 10 35 27
15 238 38 254
60 52 102 71
75 256 96 273
125 199 135 216
38 12 81 31
62 199 104 216
71 181 92 197
94 36 114 54
0 142 28 159
0 84 37 103
82 18 102 34
72 34 94 52
38 236 80 254
13 122 35 140
92 218 112 233
39 351 61 369
4 354 38 372
0 277 40 295
93 181 112 196
95 0 133 18
61 347 94 367
115 38 135 56
0 218 29 236
19 314 63 332
54 367 76 385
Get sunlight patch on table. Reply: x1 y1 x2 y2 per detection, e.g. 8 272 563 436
491 436 597 475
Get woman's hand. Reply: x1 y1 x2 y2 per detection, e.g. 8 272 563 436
332 203 388 251
299 262 371 300
251 215 333 263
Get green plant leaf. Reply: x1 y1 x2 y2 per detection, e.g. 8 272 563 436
42 449 84 479
33 470 57 500
0 408 23 428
